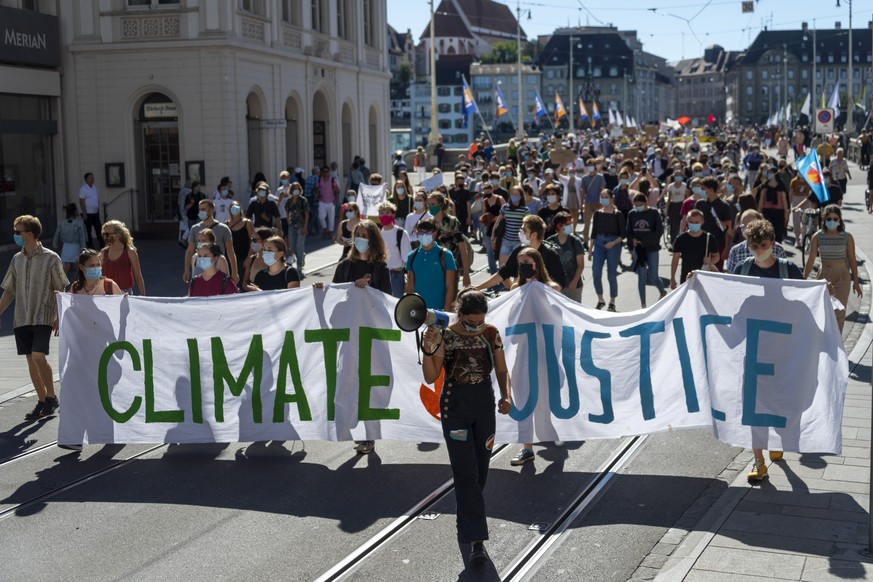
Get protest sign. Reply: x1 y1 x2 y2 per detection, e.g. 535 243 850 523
57 274 847 453
356 183 387 216
420 173 444 193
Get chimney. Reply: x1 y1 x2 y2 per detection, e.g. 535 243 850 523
802 22 808 33
835 21 841 29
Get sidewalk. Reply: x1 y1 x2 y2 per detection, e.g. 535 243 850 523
648 160 873 581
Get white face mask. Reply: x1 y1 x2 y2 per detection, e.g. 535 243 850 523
518 230 530 246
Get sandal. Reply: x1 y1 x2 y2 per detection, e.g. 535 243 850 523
595 301 605 310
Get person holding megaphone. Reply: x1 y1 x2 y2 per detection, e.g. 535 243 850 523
420 289 511 567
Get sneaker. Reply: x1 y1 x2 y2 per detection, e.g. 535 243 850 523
57 444 83 452
24 400 45 421
41 396 59 417
470 541 490 566
554 440 565 447
354 440 375 454
607 304 617 312
747 462 768 481
510 448 535 466
769 451 783 461
595 301 605 310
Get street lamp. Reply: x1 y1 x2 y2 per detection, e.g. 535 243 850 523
837 0 854 133
428 0 439 146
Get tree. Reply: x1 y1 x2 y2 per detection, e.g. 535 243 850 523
480 41 534 65
397 60 412 85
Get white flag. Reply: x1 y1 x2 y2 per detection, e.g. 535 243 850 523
801 93 811 117
786 102 792 121
828 81 841 119
615 110 624 126
625 114 634 128
608 108 617 125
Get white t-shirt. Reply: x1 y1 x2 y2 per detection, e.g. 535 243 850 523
275 185 291 219
79 183 99 213
380 225 412 270
213 193 233 222
667 183 687 203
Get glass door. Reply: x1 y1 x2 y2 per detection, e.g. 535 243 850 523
141 122 180 222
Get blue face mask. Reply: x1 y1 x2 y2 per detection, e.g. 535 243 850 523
220 190 229 198
354 238 370 253
230 205 241 216
692 187 704 197
599 197 610 206
13 234 24 247
673 175 683 182
510 195 521 204
619 179 629 186
195 257 213 270
687 223 702 233
825 219 840 231
262 251 277 266
198 210 208 221
345 210 356 219
726 184 734 194
84 266 102 280
280 179 288 186
414 200 425 211
562 224 573 235
418 233 434 247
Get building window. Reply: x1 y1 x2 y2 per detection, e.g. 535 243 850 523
128 0 180 6
527 76 537 85
801 69 808 80
337 0 348 39
802 54 808 62
546 69 554 79
761 70 768 80
240 0 266 16
609 66 618 77
281 0 301 24
787 70 794 80
840 69 847 80
454 86 463 96
746 86 753 96
311 0 325 33
439 120 451 129
437 104 451 114
827 69 834 80
454 103 462 113
363 0 375 47
841 54 847 63
761 86 768 96
746 102 753 113
746 71 753 81
593 67 602 77
437 87 450 97
827 54 834 64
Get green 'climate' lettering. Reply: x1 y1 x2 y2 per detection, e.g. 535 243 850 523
212 335 264 423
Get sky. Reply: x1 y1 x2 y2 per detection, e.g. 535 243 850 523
386 0 869 63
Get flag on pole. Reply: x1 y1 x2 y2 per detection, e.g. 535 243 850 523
800 92 811 117
608 108 616 126
461 77 477 128
828 82 841 119
625 114 634 128
592 102 602 123
785 102 792 122
534 92 547 119
615 110 624 126
821 90 827 109
578 98 589 123
554 92 567 122
795 149 831 204
495 85 509 119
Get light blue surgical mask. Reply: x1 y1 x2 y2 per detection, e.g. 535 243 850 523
220 190 229 198
619 179 629 186
673 175 683 182
418 233 434 247
262 251 277 266
599 197 610 206
84 266 102 280
688 223 702 233
13 234 24 247
230 205 241 216
825 219 840 231
345 210 355 219
198 210 208 221
726 184 734 194
693 172 703 178
258 189 267 198
562 224 573 235
510 195 521 204
195 257 213 270
354 238 370 253
692 187 704 197
414 200 425 211
280 179 288 186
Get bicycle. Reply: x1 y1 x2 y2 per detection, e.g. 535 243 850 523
800 208 820 267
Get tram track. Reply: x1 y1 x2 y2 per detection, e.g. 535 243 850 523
0 440 61 469
316 435 647 581
0 444 167 521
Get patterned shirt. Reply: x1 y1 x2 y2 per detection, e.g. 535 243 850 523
1 244 69 327
436 214 465 266
725 240 786 273
284 195 310 228
443 326 503 384
829 158 850 181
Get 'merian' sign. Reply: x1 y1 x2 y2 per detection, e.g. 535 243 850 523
0 6 60 68
56 275 848 453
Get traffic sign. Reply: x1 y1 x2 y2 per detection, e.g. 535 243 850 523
815 108 834 134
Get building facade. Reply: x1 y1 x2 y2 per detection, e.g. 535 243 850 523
411 54 475 147
675 45 740 126
731 24 873 126
0 0 62 246
59 0 390 235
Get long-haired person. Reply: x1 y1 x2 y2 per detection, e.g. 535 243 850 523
53 203 86 275
101 220 146 295
330 219 391 456
588 188 625 311
70 249 123 296
246 236 301 291
335 201 362 260
227 200 255 290
802 204 863 332
189 244 238 297
421 289 511 566
508 248 562 467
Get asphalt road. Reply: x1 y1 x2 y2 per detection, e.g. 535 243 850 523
0 161 868 581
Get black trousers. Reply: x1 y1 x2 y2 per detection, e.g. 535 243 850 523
83 212 104 249
440 379 496 543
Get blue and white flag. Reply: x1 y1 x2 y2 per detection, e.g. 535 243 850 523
495 85 509 118
534 92 547 118
796 149 830 204
462 77 477 128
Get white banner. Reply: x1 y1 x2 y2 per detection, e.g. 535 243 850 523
57 274 848 452
356 183 387 217
420 173 444 193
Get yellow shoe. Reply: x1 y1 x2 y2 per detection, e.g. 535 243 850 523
769 451 783 461
748 462 768 481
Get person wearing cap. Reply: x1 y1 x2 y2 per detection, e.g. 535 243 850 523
405 217 457 311
246 181 281 231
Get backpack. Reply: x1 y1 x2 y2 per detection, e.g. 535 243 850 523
740 256 788 278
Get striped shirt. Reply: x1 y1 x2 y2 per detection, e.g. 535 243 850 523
725 240 786 273
817 231 848 260
500 204 530 242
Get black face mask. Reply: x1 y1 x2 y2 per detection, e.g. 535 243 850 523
518 263 536 281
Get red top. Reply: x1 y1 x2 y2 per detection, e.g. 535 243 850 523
189 273 238 297
102 247 134 290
